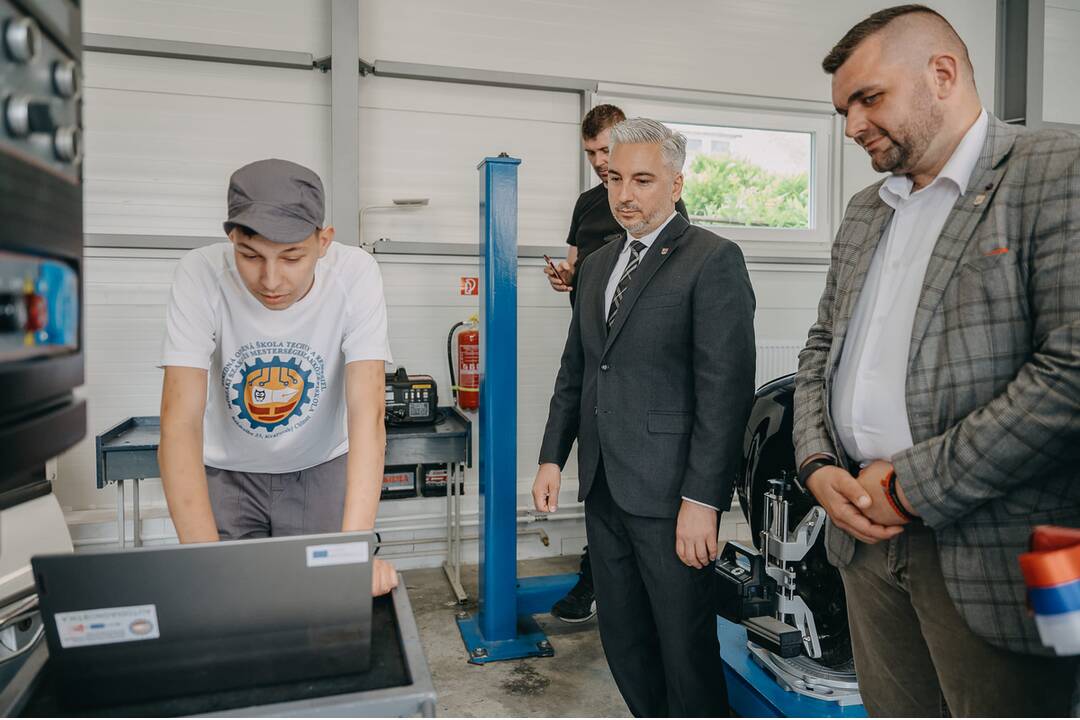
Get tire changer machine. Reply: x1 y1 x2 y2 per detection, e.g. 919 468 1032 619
715 374 867 717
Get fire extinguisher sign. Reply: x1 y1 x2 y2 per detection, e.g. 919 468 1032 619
460 277 478 296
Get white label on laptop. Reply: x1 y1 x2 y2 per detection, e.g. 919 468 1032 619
54 604 160 649
306 541 369 568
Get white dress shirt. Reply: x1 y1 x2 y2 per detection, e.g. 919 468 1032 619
602 211 715 510
832 109 989 465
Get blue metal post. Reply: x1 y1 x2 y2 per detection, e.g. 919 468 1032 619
456 155 577 664
477 156 520 642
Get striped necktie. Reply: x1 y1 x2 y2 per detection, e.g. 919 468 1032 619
606 240 647 330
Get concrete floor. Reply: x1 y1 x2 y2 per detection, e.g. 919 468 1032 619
403 556 632 718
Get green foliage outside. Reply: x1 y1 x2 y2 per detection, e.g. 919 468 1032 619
682 154 810 228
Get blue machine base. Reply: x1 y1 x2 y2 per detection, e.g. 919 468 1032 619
718 617 867 718
457 613 553 665
515 572 578 616
456 573 578 664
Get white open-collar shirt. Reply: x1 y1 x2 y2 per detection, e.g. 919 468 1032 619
832 109 989 465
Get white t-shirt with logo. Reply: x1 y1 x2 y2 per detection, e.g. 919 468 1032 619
161 242 393 472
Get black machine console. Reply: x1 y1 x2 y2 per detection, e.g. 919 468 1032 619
714 541 776 623
384 367 438 425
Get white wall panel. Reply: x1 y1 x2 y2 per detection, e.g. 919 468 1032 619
82 58 580 245
83 0 995 106
360 1 996 108
83 0 331 56
83 53 332 237
356 76 580 246
1044 1 1080 125
749 265 827 343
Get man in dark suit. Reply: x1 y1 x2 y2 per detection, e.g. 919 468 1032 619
533 117 756 717
543 104 689 624
794 5 1080 716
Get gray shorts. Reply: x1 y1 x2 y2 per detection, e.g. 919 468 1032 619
205 453 348 540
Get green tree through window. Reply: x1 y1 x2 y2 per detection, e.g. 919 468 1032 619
682 154 810 229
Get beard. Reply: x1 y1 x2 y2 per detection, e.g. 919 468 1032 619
613 202 662 236
866 83 943 175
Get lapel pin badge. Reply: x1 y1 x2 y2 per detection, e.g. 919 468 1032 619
973 194 986 206
660 247 670 255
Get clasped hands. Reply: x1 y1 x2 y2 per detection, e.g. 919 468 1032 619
805 459 917 544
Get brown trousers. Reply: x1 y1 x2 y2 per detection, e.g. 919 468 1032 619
840 523 1078 717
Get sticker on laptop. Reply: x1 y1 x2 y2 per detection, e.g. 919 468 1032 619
54 604 160 649
306 541 369 568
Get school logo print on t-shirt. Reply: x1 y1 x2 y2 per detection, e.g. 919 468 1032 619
232 355 310 430
222 341 327 438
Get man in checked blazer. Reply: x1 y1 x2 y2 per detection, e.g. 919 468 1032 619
794 5 1080 716
533 118 756 717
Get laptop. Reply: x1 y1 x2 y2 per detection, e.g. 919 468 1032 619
31 531 374 708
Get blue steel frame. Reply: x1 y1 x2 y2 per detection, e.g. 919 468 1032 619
455 156 577 664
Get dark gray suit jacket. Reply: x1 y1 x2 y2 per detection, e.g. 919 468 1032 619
794 114 1080 654
539 213 756 518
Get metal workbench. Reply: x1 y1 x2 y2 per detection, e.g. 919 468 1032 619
95 416 160 552
0 583 436 717
96 408 473 601
381 408 473 603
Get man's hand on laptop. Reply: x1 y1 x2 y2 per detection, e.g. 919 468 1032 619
373 558 399 596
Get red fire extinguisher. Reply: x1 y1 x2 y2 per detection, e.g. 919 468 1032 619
449 315 479 411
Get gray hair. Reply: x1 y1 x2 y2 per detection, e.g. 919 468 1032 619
608 117 687 174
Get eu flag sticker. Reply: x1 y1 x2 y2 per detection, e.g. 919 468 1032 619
306 542 369 568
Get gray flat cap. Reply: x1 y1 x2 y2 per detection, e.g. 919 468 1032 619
224 159 325 244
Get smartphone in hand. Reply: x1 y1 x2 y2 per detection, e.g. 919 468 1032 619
543 254 569 285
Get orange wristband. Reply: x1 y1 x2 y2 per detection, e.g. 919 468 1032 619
880 470 916 522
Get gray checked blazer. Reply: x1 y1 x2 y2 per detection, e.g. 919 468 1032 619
539 214 757 518
793 113 1080 655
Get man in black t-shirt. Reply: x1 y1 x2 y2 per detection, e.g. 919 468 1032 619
544 106 688 622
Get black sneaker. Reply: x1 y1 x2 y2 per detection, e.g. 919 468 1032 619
551 575 596 623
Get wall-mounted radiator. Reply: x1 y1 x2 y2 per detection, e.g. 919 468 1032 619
756 341 803 387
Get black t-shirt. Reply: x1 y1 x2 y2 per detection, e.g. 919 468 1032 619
564 183 689 305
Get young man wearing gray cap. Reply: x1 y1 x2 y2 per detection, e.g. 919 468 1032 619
158 158 398 595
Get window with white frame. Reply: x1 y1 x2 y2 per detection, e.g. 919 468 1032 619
670 122 811 230
595 87 840 253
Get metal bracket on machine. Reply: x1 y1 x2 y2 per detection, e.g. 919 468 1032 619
762 483 827 659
